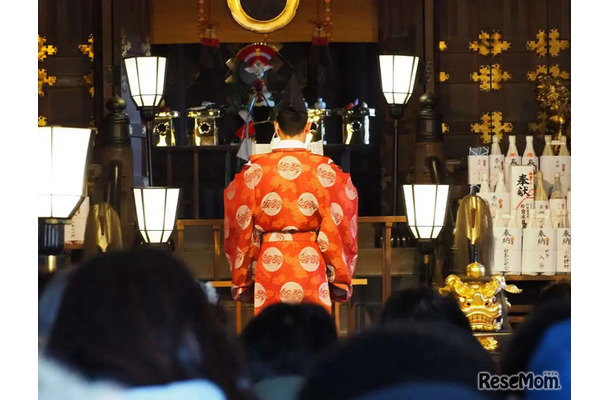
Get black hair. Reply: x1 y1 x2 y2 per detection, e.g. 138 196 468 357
379 287 472 332
297 321 499 400
500 296 570 382
45 248 254 400
240 303 338 383
276 107 308 136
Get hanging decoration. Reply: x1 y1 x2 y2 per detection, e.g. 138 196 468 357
471 111 513 143
322 0 333 41
225 43 283 148
526 29 569 57
469 30 510 56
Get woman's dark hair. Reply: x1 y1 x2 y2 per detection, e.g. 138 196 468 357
241 303 338 383
277 108 308 136
298 321 499 400
379 287 472 332
45 248 253 400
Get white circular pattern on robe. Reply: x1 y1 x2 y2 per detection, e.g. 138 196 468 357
317 231 329 252
279 282 305 304
283 226 298 232
299 247 321 272
261 192 282 216
226 181 236 200
345 177 358 200
350 215 358 239
254 283 267 308
331 203 344 225
234 247 244 269
224 218 230 239
261 247 283 272
269 232 293 242
277 156 303 180
244 163 263 189
235 205 252 230
316 163 337 187
318 282 332 306
297 193 319 216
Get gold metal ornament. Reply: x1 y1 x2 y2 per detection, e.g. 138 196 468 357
439 263 522 332
469 30 510 56
38 68 57 96
535 74 570 145
439 41 448 51
527 64 570 81
527 29 569 57
477 336 499 352
79 34 94 61
38 116 48 126
82 70 94 97
528 111 549 136
227 0 300 33
439 72 450 82
38 35 57 61
442 123 449 134
470 111 513 143
471 64 511 92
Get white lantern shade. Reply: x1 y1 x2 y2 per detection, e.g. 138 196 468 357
379 55 420 105
124 56 167 108
403 184 449 239
133 187 180 243
37 127 93 219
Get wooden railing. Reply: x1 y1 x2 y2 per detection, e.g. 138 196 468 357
174 216 407 334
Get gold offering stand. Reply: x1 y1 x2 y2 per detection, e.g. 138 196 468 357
187 106 224 146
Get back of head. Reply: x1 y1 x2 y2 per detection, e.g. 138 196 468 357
277 107 308 136
45 248 251 400
379 287 472 332
241 303 337 383
298 321 498 400
501 296 571 378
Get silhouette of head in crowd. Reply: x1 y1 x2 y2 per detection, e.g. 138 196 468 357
45 248 254 400
379 287 472 332
241 302 338 383
297 321 499 400
501 282 571 397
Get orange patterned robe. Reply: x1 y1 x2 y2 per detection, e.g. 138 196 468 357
223 146 358 314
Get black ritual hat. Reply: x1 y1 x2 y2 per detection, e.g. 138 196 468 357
278 75 308 115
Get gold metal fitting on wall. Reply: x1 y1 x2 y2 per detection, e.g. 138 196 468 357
469 30 510 56
439 41 448 51
79 34 94 61
470 64 511 91
527 64 570 81
38 68 57 96
471 111 513 143
38 35 57 61
38 116 48 126
82 71 94 97
439 72 450 82
526 29 569 57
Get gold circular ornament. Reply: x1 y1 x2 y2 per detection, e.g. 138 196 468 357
227 0 300 33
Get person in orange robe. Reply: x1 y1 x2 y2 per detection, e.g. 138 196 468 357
224 77 358 314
